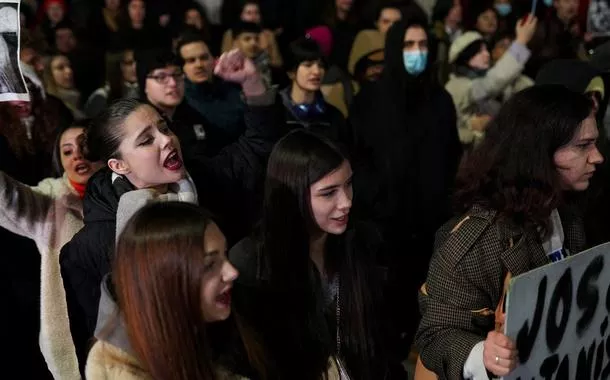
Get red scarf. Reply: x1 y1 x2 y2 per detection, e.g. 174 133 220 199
69 178 86 199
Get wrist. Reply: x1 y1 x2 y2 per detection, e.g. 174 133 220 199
242 75 266 97
515 36 529 45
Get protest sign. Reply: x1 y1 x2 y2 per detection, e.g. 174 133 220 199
504 242 610 379
0 0 28 101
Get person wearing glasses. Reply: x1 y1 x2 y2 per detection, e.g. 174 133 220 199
135 48 225 160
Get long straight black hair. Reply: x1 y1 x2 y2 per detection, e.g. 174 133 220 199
256 129 387 380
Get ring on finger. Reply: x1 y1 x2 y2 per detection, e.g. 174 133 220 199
495 356 500 365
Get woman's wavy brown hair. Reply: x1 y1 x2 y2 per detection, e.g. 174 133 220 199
455 84 593 235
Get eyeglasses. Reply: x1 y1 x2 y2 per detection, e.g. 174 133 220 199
147 72 185 84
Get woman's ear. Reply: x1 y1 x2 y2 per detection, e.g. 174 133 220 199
287 70 296 81
108 158 130 175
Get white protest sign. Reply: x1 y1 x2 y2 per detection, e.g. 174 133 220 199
0 0 29 102
504 242 610 380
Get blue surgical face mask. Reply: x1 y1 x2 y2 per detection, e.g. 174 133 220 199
543 0 553 6
495 3 512 16
403 50 428 76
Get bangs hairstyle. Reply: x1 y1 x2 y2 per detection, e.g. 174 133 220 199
455 84 593 234
114 202 219 380
286 37 327 73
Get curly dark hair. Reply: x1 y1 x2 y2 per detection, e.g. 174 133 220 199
455 84 593 235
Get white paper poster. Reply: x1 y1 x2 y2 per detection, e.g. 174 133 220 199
0 0 29 101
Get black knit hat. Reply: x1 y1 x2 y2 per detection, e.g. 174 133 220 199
135 48 180 99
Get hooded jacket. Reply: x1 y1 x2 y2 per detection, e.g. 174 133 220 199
319 29 384 117
350 20 461 243
349 19 462 356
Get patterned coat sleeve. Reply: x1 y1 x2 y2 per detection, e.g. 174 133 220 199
416 212 505 379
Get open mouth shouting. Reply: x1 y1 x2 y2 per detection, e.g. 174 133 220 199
163 150 184 171
74 162 91 175
215 288 232 309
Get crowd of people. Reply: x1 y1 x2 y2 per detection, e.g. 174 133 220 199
3 0 610 379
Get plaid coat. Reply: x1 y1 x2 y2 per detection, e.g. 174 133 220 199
415 204 586 379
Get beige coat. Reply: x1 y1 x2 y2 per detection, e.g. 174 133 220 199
445 42 531 145
87 340 344 379
0 172 83 379
86 341 249 380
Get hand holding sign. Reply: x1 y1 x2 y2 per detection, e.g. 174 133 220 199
483 331 519 376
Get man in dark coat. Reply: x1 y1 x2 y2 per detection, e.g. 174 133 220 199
349 16 462 358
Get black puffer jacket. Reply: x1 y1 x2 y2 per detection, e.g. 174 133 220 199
60 168 131 371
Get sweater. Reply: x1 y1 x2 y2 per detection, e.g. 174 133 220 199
0 172 82 379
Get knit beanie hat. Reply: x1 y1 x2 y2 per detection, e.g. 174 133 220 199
305 26 333 58
449 31 484 64
135 48 180 99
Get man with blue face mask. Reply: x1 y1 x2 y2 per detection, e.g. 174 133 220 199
348 16 462 362
402 25 429 76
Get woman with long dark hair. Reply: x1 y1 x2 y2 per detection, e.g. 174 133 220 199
230 130 406 380
60 50 281 370
415 85 603 379
87 202 243 379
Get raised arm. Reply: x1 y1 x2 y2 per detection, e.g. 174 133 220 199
0 172 79 246
468 17 537 103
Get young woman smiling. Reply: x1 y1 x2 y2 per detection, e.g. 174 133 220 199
230 130 407 380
